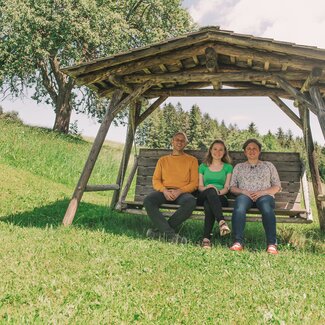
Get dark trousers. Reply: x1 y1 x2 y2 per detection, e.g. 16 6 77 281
143 191 196 235
232 194 277 245
197 188 228 239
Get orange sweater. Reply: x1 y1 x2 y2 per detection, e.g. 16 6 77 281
152 153 199 193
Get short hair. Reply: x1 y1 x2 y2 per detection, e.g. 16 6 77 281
242 138 262 151
172 131 188 142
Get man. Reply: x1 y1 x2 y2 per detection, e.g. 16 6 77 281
144 132 199 244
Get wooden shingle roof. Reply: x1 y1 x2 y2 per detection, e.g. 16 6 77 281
62 26 325 100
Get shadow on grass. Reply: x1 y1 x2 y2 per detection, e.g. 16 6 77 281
1 199 324 253
0 199 151 239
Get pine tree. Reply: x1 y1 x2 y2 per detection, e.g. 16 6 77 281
187 104 203 149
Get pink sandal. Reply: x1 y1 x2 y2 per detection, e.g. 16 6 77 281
201 238 212 249
230 242 244 251
267 245 278 255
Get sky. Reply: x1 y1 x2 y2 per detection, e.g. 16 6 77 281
2 0 325 144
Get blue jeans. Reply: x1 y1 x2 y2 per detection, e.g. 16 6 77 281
232 194 277 245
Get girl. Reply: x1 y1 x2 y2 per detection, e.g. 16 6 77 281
197 140 233 249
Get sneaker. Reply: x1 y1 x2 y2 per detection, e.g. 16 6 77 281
201 238 212 249
267 244 278 255
146 228 160 239
230 242 244 251
167 233 187 245
219 220 231 236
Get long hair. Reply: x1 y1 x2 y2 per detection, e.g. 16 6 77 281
204 139 231 166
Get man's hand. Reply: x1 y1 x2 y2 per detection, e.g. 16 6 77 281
163 189 183 201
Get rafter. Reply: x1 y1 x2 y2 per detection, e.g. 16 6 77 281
144 88 287 98
124 71 308 84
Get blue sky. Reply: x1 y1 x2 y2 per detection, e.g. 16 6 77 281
2 0 325 144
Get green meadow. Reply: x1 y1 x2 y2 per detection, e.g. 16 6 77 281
0 116 324 324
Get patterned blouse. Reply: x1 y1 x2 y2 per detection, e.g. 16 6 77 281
230 161 281 195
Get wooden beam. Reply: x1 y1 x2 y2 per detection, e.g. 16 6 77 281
145 88 287 98
294 67 323 107
159 64 167 72
309 86 325 140
301 67 322 93
192 55 199 65
205 47 219 72
137 96 168 125
273 75 318 114
62 89 124 226
108 75 133 93
298 104 325 231
269 96 303 129
125 71 308 84
211 80 222 90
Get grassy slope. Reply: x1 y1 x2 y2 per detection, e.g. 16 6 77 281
0 118 324 324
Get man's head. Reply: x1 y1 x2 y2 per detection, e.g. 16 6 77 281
171 132 188 152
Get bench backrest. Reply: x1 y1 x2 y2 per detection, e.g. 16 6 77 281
134 149 304 210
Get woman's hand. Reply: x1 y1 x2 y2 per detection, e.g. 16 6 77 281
250 190 268 201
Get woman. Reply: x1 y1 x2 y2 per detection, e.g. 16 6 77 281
197 140 233 249
229 139 281 254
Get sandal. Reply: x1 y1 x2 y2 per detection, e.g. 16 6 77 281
230 242 244 251
219 220 231 236
201 238 212 249
267 244 278 255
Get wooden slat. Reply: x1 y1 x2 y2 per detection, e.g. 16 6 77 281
85 184 119 192
122 148 307 222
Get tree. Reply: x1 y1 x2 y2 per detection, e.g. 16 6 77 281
247 122 258 135
0 0 194 133
187 104 203 149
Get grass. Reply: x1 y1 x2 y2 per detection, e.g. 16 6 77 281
0 117 324 323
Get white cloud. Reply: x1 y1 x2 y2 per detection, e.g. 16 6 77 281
187 0 325 48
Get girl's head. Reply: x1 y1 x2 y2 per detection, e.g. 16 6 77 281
204 140 231 165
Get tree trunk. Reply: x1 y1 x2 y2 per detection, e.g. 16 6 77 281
53 99 72 134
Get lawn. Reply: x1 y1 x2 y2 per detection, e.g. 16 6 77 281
0 117 324 323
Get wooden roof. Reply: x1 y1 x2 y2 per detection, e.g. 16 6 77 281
62 26 325 100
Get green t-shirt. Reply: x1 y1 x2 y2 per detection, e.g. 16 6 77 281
199 163 233 190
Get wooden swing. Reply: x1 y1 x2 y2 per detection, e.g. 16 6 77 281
60 26 325 230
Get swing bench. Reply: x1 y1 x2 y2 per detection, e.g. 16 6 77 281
119 148 313 224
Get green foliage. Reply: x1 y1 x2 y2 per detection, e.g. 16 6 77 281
136 102 325 180
0 0 195 131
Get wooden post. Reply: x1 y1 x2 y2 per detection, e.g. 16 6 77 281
298 104 325 231
110 102 140 209
301 164 313 221
115 156 139 211
62 80 153 226
111 96 168 209
62 89 123 226
309 86 325 140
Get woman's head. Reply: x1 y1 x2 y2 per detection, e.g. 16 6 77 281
205 140 231 165
243 138 262 161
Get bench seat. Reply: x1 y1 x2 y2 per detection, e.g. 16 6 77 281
119 149 313 224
